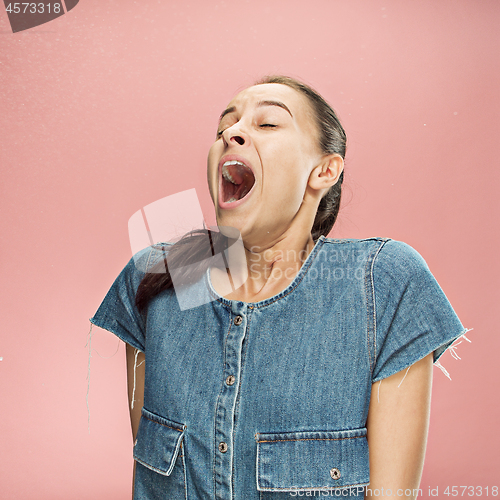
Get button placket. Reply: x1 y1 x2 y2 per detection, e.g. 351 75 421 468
214 306 247 500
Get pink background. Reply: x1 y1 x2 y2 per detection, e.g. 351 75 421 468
1 0 498 497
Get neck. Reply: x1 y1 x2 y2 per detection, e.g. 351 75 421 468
220 228 316 303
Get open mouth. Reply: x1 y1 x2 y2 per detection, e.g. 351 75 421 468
220 160 256 204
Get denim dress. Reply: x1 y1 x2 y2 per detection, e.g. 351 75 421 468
90 236 467 500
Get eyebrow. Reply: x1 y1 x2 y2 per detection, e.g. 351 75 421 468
257 100 293 118
218 100 293 122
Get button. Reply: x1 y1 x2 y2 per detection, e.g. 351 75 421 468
226 375 236 386
234 315 243 325
218 442 228 453
330 468 341 480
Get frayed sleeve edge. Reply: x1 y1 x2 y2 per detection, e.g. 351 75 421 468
371 327 473 384
88 317 145 354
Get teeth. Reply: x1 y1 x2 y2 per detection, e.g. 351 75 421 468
221 160 249 185
227 197 237 203
223 160 246 167
222 167 236 184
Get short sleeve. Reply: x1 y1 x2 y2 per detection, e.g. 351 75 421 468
89 246 160 353
371 239 467 382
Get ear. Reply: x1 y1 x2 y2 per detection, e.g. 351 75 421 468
308 154 344 195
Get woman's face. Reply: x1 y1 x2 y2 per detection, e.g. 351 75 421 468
207 83 324 246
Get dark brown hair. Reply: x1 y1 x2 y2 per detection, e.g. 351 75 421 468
135 75 347 313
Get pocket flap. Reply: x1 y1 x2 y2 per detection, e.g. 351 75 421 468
255 427 369 492
133 407 186 476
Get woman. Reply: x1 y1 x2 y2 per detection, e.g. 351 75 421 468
90 76 468 499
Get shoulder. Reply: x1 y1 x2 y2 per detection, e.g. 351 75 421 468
321 236 431 286
321 236 424 267
370 239 434 297
374 239 429 273
373 239 430 282
320 236 388 256
128 242 174 275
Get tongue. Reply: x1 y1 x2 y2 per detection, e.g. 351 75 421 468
226 164 244 184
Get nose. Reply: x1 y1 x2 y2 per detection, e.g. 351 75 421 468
222 124 247 147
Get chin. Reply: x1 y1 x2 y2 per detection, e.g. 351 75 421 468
216 212 241 231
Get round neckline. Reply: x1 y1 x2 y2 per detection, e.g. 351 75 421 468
205 235 326 308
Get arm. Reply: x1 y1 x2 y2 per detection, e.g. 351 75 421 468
126 343 145 499
365 352 433 499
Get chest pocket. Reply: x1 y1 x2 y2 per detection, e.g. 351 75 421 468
255 427 369 493
133 407 186 476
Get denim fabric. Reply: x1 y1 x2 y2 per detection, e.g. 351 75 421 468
90 236 466 500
